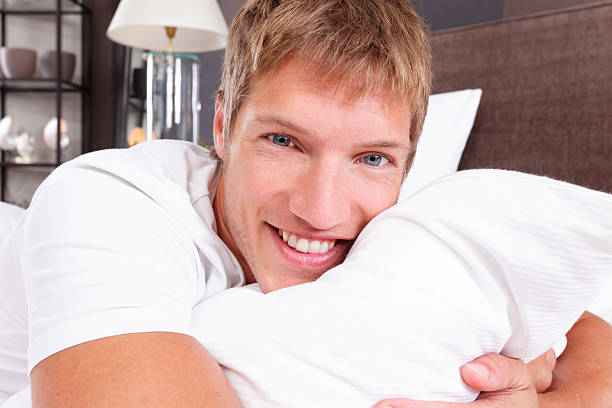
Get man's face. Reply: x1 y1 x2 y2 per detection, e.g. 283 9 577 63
213 60 412 293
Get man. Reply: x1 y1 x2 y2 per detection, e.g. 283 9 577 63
0 0 610 407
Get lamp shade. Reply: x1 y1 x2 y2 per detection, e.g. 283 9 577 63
106 0 228 52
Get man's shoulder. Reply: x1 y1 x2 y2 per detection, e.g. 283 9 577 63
45 140 219 205
67 140 217 180
20 140 242 295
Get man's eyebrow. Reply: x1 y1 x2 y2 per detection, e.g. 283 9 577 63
251 116 312 137
356 140 412 151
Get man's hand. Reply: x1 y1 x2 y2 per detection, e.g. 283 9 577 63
526 348 556 392
374 353 539 408
376 311 612 408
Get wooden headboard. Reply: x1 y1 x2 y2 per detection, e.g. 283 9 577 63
429 1 612 193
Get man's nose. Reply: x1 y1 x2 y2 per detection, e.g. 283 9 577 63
288 161 351 231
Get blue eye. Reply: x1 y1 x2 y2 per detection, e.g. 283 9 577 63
267 134 293 147
362 154 389 167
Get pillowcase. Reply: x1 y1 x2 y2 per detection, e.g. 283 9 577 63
589 276 612 323
399 89 482 200
194 170 612 407
0 202 24 242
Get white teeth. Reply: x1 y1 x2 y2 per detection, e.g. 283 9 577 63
296 239 309 253
308 240 321 253
288 235 297 248
279 229 335 254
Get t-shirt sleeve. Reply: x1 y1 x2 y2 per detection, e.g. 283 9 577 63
19 166 203 373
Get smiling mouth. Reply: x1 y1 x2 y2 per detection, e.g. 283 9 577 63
277 228 336 254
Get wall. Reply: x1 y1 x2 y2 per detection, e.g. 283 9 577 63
197 0 244 147
197 50 224 147
415 0 598 30
413 0 503 31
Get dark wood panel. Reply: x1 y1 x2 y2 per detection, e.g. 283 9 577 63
414 0 504 31
430 2 612 193
89 0 119 151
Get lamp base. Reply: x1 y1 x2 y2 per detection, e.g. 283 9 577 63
144 52 201 145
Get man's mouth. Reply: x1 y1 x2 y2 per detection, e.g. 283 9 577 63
277 228 336 254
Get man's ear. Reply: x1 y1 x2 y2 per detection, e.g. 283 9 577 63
213 101 225 159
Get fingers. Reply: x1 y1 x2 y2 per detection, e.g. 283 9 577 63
375 354 540 408
461 353 533 393
526 348 556 392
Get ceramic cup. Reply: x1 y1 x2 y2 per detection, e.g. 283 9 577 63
42 117 70 150
39 51 76 82
0 47 36 79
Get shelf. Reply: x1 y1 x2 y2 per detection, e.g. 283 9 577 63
0 161 58 168
0 0 91 203
0 78 88 93
0 0 90 15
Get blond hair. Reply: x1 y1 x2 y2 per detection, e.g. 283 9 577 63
216 0 431 171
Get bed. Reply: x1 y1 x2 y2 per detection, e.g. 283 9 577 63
1 3 611 407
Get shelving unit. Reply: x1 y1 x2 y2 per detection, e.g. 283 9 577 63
0 0 92 203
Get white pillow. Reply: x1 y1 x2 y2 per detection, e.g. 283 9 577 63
588 276 612 322
399 89 482 200
0 202 24 241
194 170 612 407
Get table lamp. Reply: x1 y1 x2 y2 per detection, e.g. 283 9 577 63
106 0 228 144
106 0 228 53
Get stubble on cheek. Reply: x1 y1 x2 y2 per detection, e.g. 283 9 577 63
222 184 254 268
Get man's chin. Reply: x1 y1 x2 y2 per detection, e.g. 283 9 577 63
255 257 348 293
256 271 319 293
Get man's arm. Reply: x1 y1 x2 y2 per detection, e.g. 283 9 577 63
538 311 612 408
20 168 241 407
31 332 241 408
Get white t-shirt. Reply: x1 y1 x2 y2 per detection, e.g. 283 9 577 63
0 202 23 239
0 140 244 397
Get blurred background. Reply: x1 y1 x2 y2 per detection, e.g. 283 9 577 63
0 0 600 206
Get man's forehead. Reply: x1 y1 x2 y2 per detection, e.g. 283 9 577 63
252 58 412 114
